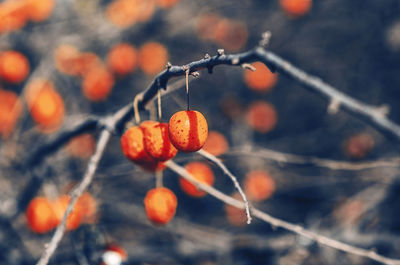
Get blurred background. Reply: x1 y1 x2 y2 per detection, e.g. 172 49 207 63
1 0 400 264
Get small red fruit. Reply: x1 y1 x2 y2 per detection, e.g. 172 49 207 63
107 43 138 76
202 130 229 156
168 110 208 152
244 62 278 92
279 0 312 17
343 133 374 159
26 197 57 233
82 66 114 102
120 125 154 163
53 195 83 231
179 162 214 197
243 170 275 202
142 122 178 161
0 50 30 83
246 101 277 133
144 187 177 225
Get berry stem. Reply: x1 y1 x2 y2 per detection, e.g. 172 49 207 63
185 69 190 111
156 171 163 188
157 88 162 121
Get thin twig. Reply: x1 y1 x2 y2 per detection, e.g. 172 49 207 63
227 145 400 170
165 160 400 265
197 149 252 224
36 129 112 265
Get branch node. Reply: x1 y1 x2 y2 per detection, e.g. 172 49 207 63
204 53 211 59
327 99 341 114
191 71 200 78
232 58 240 65
374 104 390 118
166 62 172 69
217 49 225 56
259 31 272 48
242 63 256 71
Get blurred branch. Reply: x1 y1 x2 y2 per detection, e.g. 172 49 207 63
36 129 112 265
227 145 400 170
165 160 400 265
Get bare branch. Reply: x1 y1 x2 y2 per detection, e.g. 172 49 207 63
197 149 252 224
165 160 400 265
36 129 112 265
227 146 400 171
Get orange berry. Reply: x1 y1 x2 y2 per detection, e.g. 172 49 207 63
243 170 275 202
53 195 83 231
142 122 178 161
25 0 55 22
195 12 221 41
225 192 247 227
244 62 278 92
26 197 57 233
76 192 98 224
0 50 30 83
0 89 22 139
343 133 374 159
279 0 312 17
106 0 155 28
25 79 65 132
202 131 228 156
0 1 28 33
82 66 114 101
73 52 102 76
107 43 138 76
213 19 248 52
53 44 81 75
246 101 277 133
179 162 214 197
168 110 208 152
144 187 177 225
66 133 96 158
121 125 154 163
156 0 179 8
138 42 168 75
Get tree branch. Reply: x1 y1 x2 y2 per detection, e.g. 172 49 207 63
165 160 400 265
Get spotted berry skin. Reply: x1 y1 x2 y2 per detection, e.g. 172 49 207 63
168 110 208 152
142 122 178 161
120 126 153 163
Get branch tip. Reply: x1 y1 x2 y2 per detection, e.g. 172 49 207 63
242 63 256 71
217 49 225 56
259 31 272 47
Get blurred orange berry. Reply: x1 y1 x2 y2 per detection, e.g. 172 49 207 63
82 66 114 101
214 19 248 52
156 0 179 9
54 45 101 76
0 89 22 139
246 101 277 133
25 79 65 132
0 1 28 33
225 192 247 226
280 0 312 17
139 42 168 75
202 131 229 156
343 133 374 159
53 195 83 231
244 62 278 92
107 43 138 76
168 110 208 152
0 50 30 83
144 187 177 225
76 192 98 224
179 162 214 197
66 133 96 158
244 170 275 202
26 197 57 233
195 12 221 41
25 0 55 22
106 0 155 28
142 122 178 161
